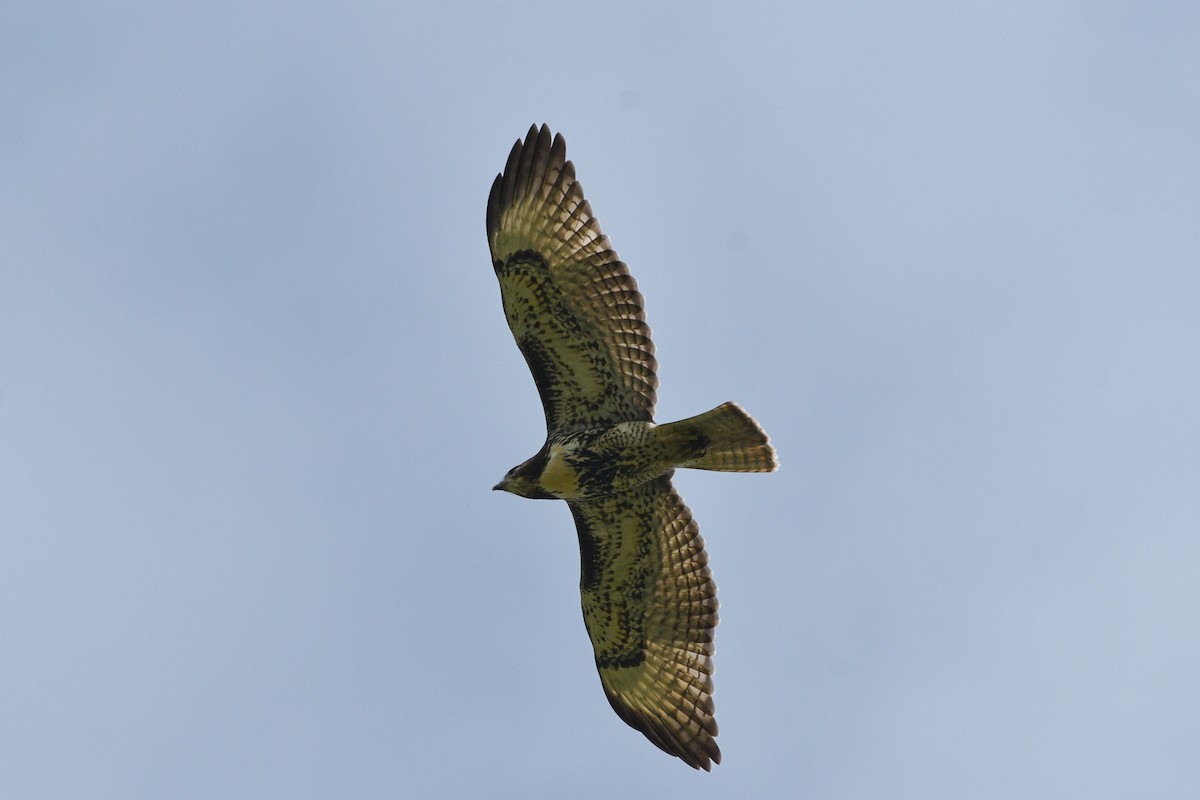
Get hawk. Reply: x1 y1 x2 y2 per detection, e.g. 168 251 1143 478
487 124 778 770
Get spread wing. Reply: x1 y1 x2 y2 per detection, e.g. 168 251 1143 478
487 124 658 437
568 474 721 770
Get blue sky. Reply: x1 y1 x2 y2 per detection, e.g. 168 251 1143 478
3 2 1198 797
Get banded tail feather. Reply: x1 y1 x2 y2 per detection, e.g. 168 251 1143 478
659 402 778 473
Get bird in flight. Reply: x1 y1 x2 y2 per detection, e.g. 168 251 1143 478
487 124 777 770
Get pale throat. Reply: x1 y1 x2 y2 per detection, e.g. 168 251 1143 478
538 442 581 496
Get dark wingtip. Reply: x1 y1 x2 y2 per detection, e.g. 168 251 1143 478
489 124 557 244
485 172 503 240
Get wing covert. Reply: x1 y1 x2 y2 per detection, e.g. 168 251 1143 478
487 124 658 436
567 475 721 770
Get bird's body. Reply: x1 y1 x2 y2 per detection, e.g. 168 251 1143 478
498 422 663 500
499 404 776 501
488 125 777 770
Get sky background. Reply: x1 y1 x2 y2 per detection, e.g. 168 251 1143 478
3 2 1199 798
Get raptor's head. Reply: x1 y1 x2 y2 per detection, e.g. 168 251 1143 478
493 452 555 499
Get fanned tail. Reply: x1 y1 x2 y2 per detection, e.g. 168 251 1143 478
658 402 778 473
